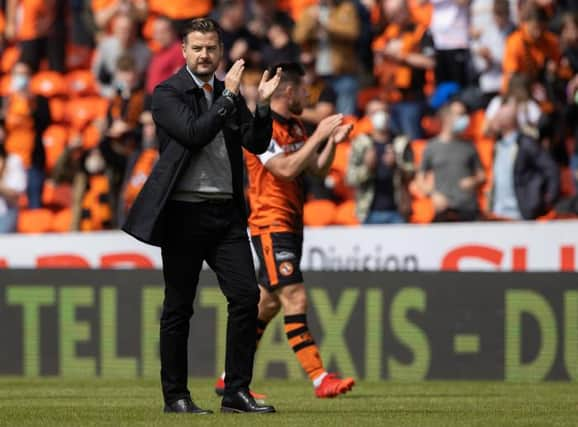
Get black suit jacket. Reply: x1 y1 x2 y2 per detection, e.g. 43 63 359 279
513 134 560 220
122 66 272 246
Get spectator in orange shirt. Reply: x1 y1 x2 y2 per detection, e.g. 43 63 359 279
148 0 213 34
145 16 185 95
372 0 436 140
2 62 51 208
502 3 561 98
5 0 66 72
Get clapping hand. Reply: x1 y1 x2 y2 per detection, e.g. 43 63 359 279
329 123 353 145
225 59 245 95
257 67 282 105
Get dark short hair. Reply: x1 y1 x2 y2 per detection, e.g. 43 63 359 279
181 18 223 44
521 3 549 23
155 15 176 33
268 62 305 88
493 0 510 17
116 54 137 72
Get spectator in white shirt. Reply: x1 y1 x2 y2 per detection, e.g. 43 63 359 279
0 145 27 233
471 0 516 106
430 0 471 87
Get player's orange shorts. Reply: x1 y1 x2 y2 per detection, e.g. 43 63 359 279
251 232 303 292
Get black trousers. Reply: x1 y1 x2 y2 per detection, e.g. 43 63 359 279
160 199 259 405
434 48 470 88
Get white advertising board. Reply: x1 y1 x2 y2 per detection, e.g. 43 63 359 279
0 221 576 271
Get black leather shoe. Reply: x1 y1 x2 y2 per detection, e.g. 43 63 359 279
221 390 276 413
164 397 213 414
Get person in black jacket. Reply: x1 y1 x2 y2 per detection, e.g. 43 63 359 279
123 18 281 415
489 100 560 220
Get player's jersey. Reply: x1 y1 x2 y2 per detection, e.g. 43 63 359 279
245 112 308 236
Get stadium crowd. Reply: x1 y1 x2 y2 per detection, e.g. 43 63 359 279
0 0 577 232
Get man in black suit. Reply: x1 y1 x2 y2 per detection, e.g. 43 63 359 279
123 18 281 414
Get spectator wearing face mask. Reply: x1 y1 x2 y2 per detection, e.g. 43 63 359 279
417 99 486 222
2 62 51 209
71 147 113 231
347 99 414 224
488 100 560 219
0 143 26 233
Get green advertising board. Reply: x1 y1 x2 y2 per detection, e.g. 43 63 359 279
0 270 577 381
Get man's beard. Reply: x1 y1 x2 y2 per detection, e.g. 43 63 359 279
191 61 217 77
289 100 303 115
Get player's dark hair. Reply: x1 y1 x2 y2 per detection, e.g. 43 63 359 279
181 18 223 44
268 62 305 88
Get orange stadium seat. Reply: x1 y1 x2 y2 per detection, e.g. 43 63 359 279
42 180 72 209
465 109 486 142
409 139 435 223
0 74 11 96
410 198 435 224
65 69 98 97
65 97 107 130
49 97 66 123
474 139 495 212
330 140 355 201
17 209 54 233
51 208 73 232
1 45 20 74
42 181 71 208
304 199 337 227
350 115 372 140
334 200 360 226
357 86 382 113
410 139 428 168
81 124 102 149
42 125 69 173
421 115 440 137
30 71 67 97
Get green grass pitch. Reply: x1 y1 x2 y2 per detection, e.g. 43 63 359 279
0 378 577 426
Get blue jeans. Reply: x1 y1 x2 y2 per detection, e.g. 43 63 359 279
364 210 405 225
27 167 45 209
328 75 359 116
0 207 18 233
389 100 426 141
